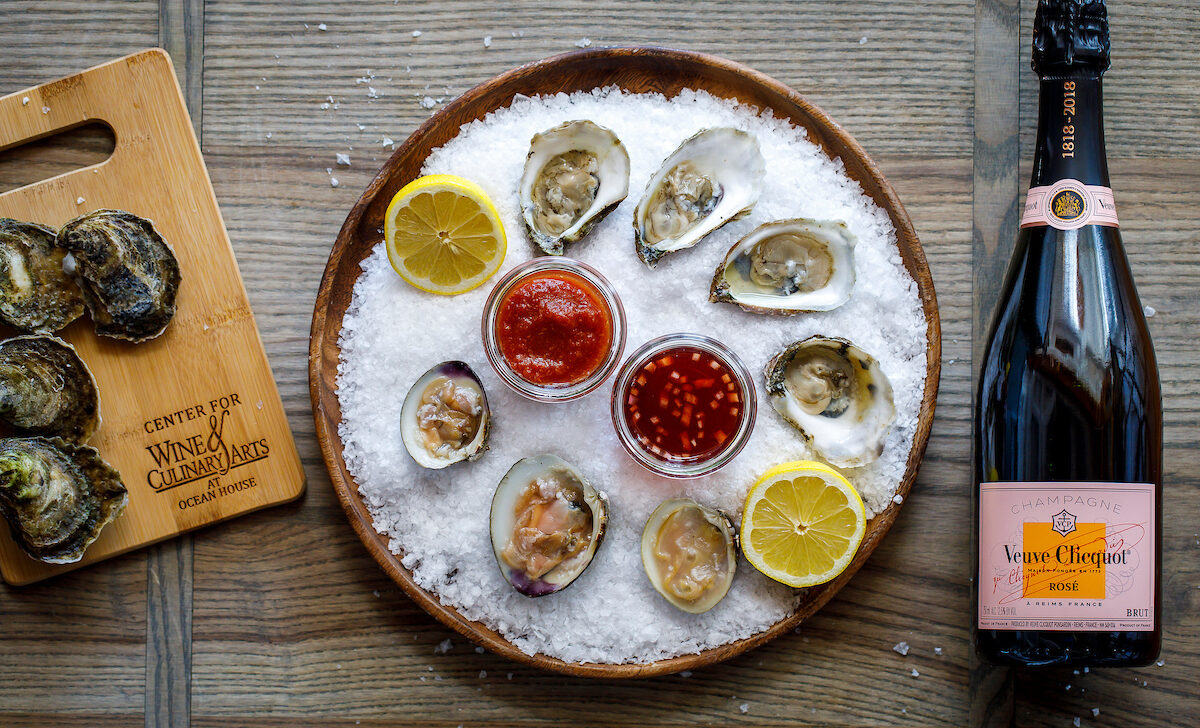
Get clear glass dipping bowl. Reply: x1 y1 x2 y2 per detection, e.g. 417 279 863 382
610 333 757 478
481 256 626 402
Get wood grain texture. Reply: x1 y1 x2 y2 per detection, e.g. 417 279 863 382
2 0 1198 726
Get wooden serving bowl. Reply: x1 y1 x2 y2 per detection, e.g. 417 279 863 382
310 47 941 678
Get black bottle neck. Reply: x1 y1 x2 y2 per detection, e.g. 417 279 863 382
1031 74 1110 188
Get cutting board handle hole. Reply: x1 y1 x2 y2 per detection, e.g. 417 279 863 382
0 120 115 195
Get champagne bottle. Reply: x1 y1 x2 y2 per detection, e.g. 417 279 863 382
974 0 1162 667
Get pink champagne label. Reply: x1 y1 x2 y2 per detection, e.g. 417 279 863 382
978 482 1155 632
1020 179 1119 230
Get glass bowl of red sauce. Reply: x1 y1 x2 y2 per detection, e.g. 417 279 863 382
611 333 757 478
482 256 626 402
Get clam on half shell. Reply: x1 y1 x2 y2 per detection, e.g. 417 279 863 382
518 120 630 255
641 498 737 614
710 218 856 314
633 127 765 267
400 361 490 470
490 454 608 597
765 336 896 468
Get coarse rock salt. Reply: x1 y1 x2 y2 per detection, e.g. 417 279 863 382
435 638 452 654
739 703 749 714
21 96 29 105
337 88 929 664
911 668 920 678
420 96 436 109
934 646 943 656
411 30 422 37
318 23 327 31
575 38 592 48
484 36 493 48
337 153 351 166
330 177 339 188
893 641 910 656
1144 305 1156 317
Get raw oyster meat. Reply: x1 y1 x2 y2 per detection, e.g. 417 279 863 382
400 361 490 469
0 335 100 443
641 498 737 614
710 218 856 314
765 336 896 468
56 209 181 342
0 436 127 564
0 218 84 332
633 127 765 267
490 453 607 597
519 120 630 255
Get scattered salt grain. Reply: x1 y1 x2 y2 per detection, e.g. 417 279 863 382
859 36 869 45
337 88 927 665
1073 718 1080 728
1092 708 1100 717
427 666 434 671
910 668 920 678
475 646 485 654
1155 659 1164 666
479 670 487 678
575 37 592 48
1065 684 1072 691
383 137 395 148
934 647 943 656
265 132 272 139
680 670 692 677
507 673 513 680
21 96 29 105
337 153 351 166
739 703 749 714
75 197 85 205
411 30 422 37
1083 667 1089 673
435 638 452 654
330 177 339 188
318 23 327 31
420 96 436 109
483 36 493 48
893 641 910 656
892 494 904 504
356 123 366 131
1144 305 1156 317
321 102 330 110
367 87 379 99
41 106 50 114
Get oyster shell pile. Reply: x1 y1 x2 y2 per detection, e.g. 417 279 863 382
0 335 100 443
641 498 737 613
400 361 490 469
490 454 608 597
634 127 765 267
0 218 85 333
765 336 896 468
57 209 181 342
710 219 857 314
519 120 630 255
0 436 127 564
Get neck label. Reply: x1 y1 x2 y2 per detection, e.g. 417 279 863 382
1021 178 1119 230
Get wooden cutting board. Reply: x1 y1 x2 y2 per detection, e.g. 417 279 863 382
0 49 305 586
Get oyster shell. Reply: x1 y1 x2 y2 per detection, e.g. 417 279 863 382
641 498 737 614
710 219 856 314
490 454 607 596
633 127 765 267
519 120 630 255
400 361 490 469
765 336 896 468
0 335 100 443
0 218 85 332
0 436 127 564
56 209 181 342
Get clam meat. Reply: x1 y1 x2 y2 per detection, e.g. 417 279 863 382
0 335 100 443
490 454 607 596
0 436 127 564
765 336 896 468
56 209 181 342
641 498 737 613
634 127 764 267
519 120 630 255
710 218 856 314
0 218 85 333
400 361 489 469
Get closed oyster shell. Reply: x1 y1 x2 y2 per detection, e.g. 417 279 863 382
0 335 100 443
0 218 85 332
0 436 127 564
56 209 181 342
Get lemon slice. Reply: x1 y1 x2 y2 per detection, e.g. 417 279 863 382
384 174 507 295
740 460 867 588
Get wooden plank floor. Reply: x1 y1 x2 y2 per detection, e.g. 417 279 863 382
0 1 1196 726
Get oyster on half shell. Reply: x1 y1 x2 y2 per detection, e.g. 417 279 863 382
519 120 630 255
0 436 127 564
400 361 490 469
490 454 608 597
710 218 856 314
634 127 765 267
765 336 895 468
0 335 100 443
641 498 737 614
56 209 181 342
0 218 85 333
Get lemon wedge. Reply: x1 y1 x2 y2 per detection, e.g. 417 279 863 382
384 174 506 295
740 460 867 588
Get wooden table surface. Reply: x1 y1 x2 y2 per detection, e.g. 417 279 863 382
1 1 1196 726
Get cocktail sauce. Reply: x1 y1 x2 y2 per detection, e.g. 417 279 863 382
495 271 613 386
622 346 745 462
